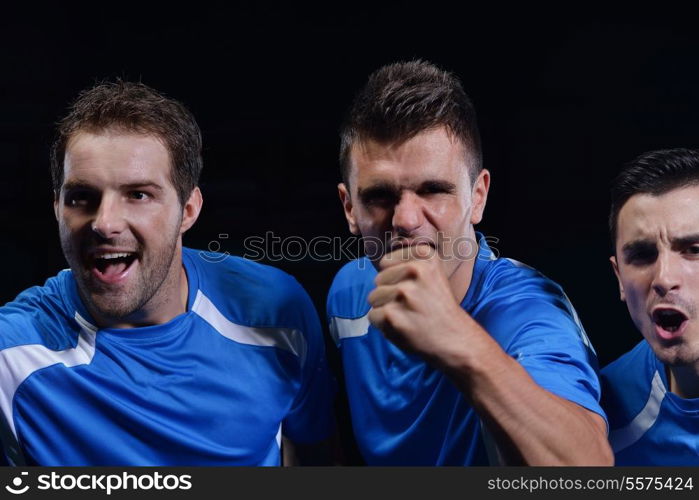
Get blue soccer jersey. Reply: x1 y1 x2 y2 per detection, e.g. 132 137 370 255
0 248 335 466
327 233 605 465
602 340 699 465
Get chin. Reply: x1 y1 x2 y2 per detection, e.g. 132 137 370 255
650 339 699 367
89 294 141 321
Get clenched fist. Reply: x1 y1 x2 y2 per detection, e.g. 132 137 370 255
368 243 480 368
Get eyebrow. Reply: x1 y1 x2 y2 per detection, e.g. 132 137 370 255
621 233 699 256
62 180 164 192
672 233 699 247
357 179 457 202
120 182 164 192
416 180 457 193
357 182 400 203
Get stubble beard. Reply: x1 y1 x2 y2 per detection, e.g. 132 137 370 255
61 226 181 325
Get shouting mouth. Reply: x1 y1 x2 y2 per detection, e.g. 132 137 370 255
652 307 689 340
89 251 139 285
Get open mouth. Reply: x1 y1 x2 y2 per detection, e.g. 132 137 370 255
90 252 138 284
652 307 688 339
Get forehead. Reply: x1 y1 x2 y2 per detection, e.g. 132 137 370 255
348 127 471 188
617 185 699 243
63 130 171 184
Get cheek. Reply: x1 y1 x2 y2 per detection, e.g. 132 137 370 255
357 208 391 233
431 203 470 231
57 215 81 240
621 279 649 323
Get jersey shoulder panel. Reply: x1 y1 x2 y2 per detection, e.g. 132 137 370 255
0 270 80 351
185 248 316 332
468 256 586 351
326 257 376 320
474 257 568 307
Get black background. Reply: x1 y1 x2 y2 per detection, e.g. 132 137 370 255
2 4 698 457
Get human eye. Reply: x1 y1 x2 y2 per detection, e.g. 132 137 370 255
684 244 699 257
361 188 397 208
417 181 455 196
65 189 96 208
625 247 657 266
128 191 150 201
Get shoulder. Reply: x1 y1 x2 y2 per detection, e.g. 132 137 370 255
184 248 317 331
476 256 569 306
601 341 658 429
469 256 587 348
327 257 376 319
0 270 78 350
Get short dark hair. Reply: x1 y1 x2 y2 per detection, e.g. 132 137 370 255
50 80 203 205
609 148 699 243
339 60 482 186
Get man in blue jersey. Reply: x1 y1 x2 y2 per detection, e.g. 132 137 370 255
327 60 612 465
0 81 334 465
603 148 699 465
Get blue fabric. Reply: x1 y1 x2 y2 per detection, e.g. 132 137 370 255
0 248 335 466
602 340 699 465
327 233 604 465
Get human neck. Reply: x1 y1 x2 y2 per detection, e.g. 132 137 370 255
446 228 479 303
668 364 699 399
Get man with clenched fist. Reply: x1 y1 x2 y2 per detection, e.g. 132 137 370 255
327 60 612 465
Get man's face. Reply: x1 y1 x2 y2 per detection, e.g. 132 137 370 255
55 130 195 324
338 126 489 282
611 184 699 367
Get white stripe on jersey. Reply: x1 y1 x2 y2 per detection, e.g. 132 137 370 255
329 314 370 345
609 370 666 453
192 290 307 365
0 312 97 462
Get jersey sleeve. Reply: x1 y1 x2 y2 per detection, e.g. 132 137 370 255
282 283 336 444
482 296 606 423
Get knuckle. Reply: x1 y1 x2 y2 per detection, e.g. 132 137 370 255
405 262 421 279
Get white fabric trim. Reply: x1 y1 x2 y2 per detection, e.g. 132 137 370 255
609 370 667 453
191 290 307 365
0 312 97 461
329 314 370 345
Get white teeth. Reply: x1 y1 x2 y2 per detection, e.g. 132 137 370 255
97 253 132 260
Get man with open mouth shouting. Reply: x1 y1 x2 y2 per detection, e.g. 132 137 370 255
603 148 699 465
0 81 334 465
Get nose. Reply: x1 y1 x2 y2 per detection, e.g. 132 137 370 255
651 250 682 297
91 193 127 238
392 191 424 236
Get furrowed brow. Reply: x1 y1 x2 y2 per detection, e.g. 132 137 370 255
417 179 457 193
672 234 699 247
357 182 400 203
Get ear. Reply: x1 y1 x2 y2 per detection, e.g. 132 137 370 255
338 183 360 235
53 191 60 221
609 255 626 302
470 169 490 225
180 187 203 234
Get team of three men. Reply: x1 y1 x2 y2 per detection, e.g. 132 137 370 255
0 60 696 465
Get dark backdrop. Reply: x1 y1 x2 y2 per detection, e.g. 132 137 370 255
2 5 698 458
